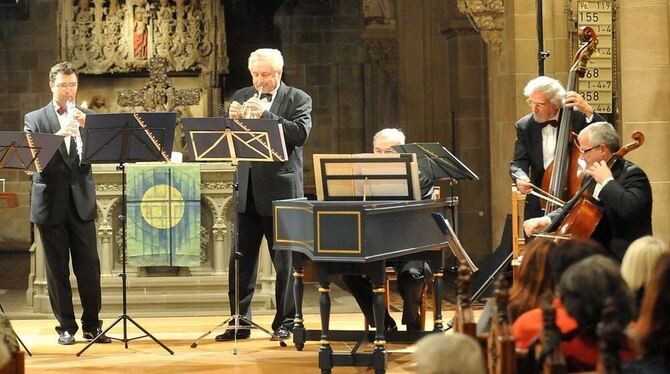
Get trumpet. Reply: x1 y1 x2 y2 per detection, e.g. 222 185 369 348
241 92 259 119
240 83 265 119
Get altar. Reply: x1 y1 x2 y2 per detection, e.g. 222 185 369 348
26 163 277 317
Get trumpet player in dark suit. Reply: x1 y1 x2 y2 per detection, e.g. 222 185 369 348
216 48 313 342
24 62 110 345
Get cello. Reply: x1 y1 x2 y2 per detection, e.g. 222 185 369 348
542 132 645 240
539 26 599 213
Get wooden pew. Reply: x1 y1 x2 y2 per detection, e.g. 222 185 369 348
595 297 622 374
486 275 516 374
534 294 567 374
0 352 25 374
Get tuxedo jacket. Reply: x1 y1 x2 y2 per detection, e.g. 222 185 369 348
549 158 653 261
24 102 97 225
233 82 313 216
509 111 605 218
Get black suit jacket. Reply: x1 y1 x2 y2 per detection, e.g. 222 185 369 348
549 159 653 261
233 82 312 216
509 111 605 218
24 102 97 225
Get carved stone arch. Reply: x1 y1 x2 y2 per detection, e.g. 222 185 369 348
457 0 504 55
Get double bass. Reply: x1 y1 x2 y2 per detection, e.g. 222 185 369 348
537 27 599 213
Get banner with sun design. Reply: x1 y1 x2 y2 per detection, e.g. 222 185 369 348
126 164 201 267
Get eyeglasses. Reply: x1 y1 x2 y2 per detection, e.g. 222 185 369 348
579 144 602 155
526 98 548 109
55 82 78 89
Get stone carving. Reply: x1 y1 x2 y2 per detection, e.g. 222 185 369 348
457 0 504 54
200 225 209 262
362 0 396 29
117 55 200 112
58 0 221 74
361 36 398 76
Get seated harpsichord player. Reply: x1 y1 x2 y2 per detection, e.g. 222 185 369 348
341 128 433 331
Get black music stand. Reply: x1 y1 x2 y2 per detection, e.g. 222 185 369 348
183 117 288 354
76 112 177 356
393 142 479 234
0 131 63 357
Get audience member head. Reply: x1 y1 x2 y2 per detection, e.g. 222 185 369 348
621 236 669 294
635 253 670 365
548 238 606 288
508 238 556 321
373 128 405 154
559 255 634 339
415 332 486 374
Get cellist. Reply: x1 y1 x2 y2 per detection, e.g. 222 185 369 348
510 76 605 219
524 122 653 261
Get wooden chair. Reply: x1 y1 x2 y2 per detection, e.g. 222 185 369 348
535 294 567 374
595 297 622 374
511 186 526 280
0 352 25 374
486 275 517 374
454 261 477 337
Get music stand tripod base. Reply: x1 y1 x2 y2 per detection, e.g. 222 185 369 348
190 253 288 353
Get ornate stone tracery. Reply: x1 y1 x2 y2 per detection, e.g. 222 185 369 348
58 0 222 75
457 0 504 54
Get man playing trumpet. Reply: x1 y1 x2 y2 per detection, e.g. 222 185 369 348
216 48 313 342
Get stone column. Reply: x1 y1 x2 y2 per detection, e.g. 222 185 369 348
618 0 670 240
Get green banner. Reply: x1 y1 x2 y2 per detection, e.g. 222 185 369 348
126 163 201 267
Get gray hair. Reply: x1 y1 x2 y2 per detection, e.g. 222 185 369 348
49 61 77 83
523 76 566 106
581 121 620 153
248 48 284 73
373 128 405 147
415 332 486 374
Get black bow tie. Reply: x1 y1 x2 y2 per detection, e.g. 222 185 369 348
259 93 272 101
539 120 558 129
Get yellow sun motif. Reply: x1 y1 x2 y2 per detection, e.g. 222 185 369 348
140 184 184 229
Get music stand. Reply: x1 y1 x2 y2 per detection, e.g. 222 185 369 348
183 117 288 354
0 131 63 357
393 142 478 233
76 112 177 356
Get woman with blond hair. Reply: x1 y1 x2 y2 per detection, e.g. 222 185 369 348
621 236 669 314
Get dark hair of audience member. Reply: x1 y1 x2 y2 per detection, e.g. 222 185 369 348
634 252 670 366
548 238 606 288
507 238 556 321
558 255 634 339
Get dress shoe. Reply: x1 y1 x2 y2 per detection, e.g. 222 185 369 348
215 327 250 341
273 327 291 341
58 331 75 345
83 328 112 343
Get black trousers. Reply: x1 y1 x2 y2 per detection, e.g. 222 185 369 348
342 266 424 329
228 198 295 332
37 196 101 334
